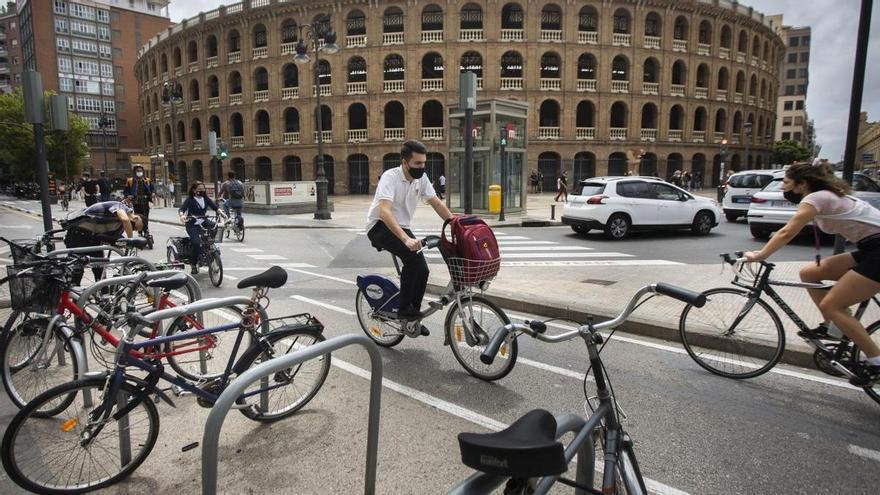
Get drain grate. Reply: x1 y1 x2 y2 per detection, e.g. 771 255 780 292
581 279 617 286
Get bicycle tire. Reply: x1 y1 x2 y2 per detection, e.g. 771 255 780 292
209 252 223 287
1 312 80 416
237 325 330 422
444 295 516 381
355 288 405 347
164 305 247 382
848 319 880 406
1 377 160 494
679 287 785 379
235 224 245 242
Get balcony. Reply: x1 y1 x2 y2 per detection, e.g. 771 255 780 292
384 128 405 141
190 101 201 112
281 42 296 55
312 84 331 97
348 129 367 142
282 87 299 99
206 56 218 68
252 47 268 59
640 128 657 141
228 93 242 105
731 136 740 145
642 82 659 95
253 90 269 102
422 127 444 141
748 96 756 106
695 87 708 99
576 127 595 140
500 77 523 90
230 136 244 147
208 97 220 108
383 32 404 45
692 131 706 143
476 78 483 90
283 132 300 144
540 78 560 91
714 132 725 143
610 80 629 93
750 58 757 67
716 90 728 101
421 79 443 91
347 82 367 94
177 142 187 152
501 29 523 41
383 80 404 93
643 36 661 49
347 35 366 48
255 134 270 146
188 62 199 73
540 30 562 42
736 52 745 63
577 79 597 92
610 128 627 141
191 139 202 151
421 30 443 43
459 29 484 42
612 33 631 46
227 51 241 64
697 43 711 56
734 92 743 103
174 67 184 77
163 107 171 118
762 60 768 71
719 47 730 60
578 31 598 44
670 84 685 97
314 130 332 143
672 39 687 52
538 127 560 140
668 129 683 142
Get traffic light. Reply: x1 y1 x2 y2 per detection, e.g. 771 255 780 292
219 142 228 160
499 128 508 150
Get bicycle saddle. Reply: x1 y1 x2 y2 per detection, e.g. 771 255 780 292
145 273 189 291
114 237 148 249
237 265 288 289
458 409 567 478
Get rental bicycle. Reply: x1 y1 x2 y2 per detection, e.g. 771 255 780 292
0 266 331 494
355 235 514 381
451 283 706 494
678 252 880 405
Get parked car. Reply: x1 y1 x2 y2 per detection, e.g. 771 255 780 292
746 172 880 239
562 176 722 240
721 169 781 222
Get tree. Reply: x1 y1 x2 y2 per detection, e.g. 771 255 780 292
0 89 89 181
772 139 811 166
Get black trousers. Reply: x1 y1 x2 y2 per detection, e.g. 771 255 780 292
133 202 150 233
63 227 105 284
84 195 98 206
367 221 429 313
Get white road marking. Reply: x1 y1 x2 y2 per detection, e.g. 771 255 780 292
499 246 593 252
849 444 880 463
2 225 34 229
223 274 238 281
280 262 317 268
0 246 10 254
518 357 591 382
248 254 287 260
290 295 356 315
496 240 558 245
223 267 265 271
285 267 356 285
498 260 685 267
426 252 633 259
231 248 264 253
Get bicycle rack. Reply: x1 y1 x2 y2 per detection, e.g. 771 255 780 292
47 245 127 258
201 334 383 495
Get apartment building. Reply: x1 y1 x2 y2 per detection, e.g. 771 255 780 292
0 1 23 94
769 15 812 150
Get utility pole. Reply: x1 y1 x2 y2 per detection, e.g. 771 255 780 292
717 139 728 203
460 72 477 214
499 125 508 221
23 71 53 232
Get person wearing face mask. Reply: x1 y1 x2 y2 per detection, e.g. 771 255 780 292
124 165 154 245
366 140 454 328
178 181 219 274
745 163 880 386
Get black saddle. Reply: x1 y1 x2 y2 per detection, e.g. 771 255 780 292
144 273 189 291
237 265 288 289
458 409 567 478
115 237 148 249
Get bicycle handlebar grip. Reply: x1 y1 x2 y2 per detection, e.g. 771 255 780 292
480 326 511 365
655 283 707 308
422 235 441 249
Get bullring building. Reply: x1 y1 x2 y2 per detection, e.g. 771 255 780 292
136 0 784 195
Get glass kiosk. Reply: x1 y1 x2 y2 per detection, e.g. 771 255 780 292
447 99 529 213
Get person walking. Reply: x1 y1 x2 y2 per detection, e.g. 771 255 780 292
97 171 111 202
124 165 153 243
555 172 568 202
76 172 100 206
682 171 692 191
436 173 446 200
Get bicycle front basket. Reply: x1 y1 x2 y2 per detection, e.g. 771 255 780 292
6 264 64 313
446 257 501 287
4 239 41 265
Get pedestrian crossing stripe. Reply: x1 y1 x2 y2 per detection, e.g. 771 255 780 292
248 254 287 260
424 252 632 259
231 248 263 253
499 260 685 266
495 246 593 251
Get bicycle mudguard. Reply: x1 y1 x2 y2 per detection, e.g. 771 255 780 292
356 275 401 313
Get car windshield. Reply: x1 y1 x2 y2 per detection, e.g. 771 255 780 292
729 174 774 188
576 182 606 196
763 178 784 192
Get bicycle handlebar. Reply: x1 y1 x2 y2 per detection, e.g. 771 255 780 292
721 251 747 265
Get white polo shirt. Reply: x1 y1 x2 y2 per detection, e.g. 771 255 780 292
366 166 436 231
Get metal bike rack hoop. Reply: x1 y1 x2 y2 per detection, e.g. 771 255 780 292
47 245 126 257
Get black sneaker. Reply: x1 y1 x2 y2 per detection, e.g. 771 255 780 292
397 308 428 321
419 325 430 337
849 363 880 387
191 266 199 275
797 323 839 341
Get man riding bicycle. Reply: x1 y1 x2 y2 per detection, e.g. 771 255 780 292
745 163 880 385
366 140 453 331
218 171 245 227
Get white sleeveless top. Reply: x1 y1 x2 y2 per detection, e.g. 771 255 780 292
802 191 880 243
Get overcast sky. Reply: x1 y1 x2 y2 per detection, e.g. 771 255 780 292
164 1 879 160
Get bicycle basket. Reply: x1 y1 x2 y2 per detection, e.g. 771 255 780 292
5 239 41 264
6 264 64 313
446 257 501 287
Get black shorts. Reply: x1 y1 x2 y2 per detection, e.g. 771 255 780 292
852 236 880 283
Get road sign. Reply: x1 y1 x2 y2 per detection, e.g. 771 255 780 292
862 153 876 164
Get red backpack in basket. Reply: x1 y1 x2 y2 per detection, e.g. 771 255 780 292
440 215 501 285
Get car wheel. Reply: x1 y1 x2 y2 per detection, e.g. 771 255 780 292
604 214 630 240
750 224 770 240
691 211 714 235
725 213 740 222
571 225 590 235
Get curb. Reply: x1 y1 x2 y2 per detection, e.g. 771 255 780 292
148 217 352 230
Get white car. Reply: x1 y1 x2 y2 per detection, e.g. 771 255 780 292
747 172 880 239
721 169 781 222
562 177 722 240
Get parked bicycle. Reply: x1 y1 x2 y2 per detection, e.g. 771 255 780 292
167 215 223 286
451 283 706 494
678 252 880 405
355 235 514 381
1 266 331 494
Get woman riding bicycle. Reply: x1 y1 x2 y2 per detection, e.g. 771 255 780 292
178 181 219 274
745 162 880 385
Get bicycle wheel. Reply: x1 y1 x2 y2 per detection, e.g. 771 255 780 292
679 287 785 379
1 312 79 416
587 430 647 495
235 223 245 242
208 252 223 287
355 288 405 347
164 305 247 382
1 377 159 494
238 325 330 422
445 295 516 381
849 319 880 406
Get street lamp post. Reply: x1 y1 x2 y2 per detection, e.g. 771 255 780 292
743 121 753 170
161 81 183 206
717 139 728 203
294 14 339 220
97 114 111 175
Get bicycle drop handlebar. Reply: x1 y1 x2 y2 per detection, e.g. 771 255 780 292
480 283 707 365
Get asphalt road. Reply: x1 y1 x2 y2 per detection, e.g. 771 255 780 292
1 206 878 494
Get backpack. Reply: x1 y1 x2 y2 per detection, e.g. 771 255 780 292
440 215 501 285
228 180 244 200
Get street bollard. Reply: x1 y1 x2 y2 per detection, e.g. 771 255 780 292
550 204 556 220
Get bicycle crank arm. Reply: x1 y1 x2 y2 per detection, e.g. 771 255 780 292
826 359 858 380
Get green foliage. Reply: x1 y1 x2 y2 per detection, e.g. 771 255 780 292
772 139 811 166
0 89 89 181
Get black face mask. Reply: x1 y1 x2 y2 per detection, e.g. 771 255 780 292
783 190 803 204
408 166 426 180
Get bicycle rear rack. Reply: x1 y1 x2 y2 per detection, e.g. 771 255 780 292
201 334 383 495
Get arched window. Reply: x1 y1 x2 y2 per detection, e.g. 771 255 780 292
345 10 365 37
229 71 242 94
460 51 483 77
281 19 298 43
578 6 597 34
176 120 185 141
422 4 443 32
422 100 444 128
228 29 241 53
253 24 267 48
610 101 627 128
173 47 181 68
720 25 732 48
718 67 729 90
539 100 560 127
426 153 445 182
191 118 202 140
189 79 200 101
540 52 560 80
607 152 628 176
576 101 595 127
763 41 770 61
254 67 269 91
317 60 331 86
348 154 370 194
282 63 299 88
209 115 220 136
422 52 443 79
714 109 727 133
283 156 302 181
383 54 404 81
284 107 300 133
578 53 596 80
541 4 562 33
538 152 561 188
735 70 745 93
667 153 684 177
348 103 367 130
255 110 270 135
383 153 401 171
696 64 709 88
460 3 483 30
384 101 404 129
319 105 332 131
760 79 767 100
671 60 686 85
208 76 219 98
163 123 171 143
348 57 367 83
160 53 168 73
192 160 204 182
383 7 404 34
150 58 157 78
693 107 707 131
641 103 657 129
698 21 712 46
643 58 658 83
612 8 630 34
187 40 198 64
673 16 688 40
611 55 628 80
645 12 661 37
230 113 244 137
733 111 743 134
573 152 596 182
206 35 218 57
692 153 706 178
255 157 272 181
640 153 657 176
500 51 523 78
231 158 245 181
749 74 757 96
669 105 684 130
751 34 760 58
737 30 748 53
501 3 524 29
